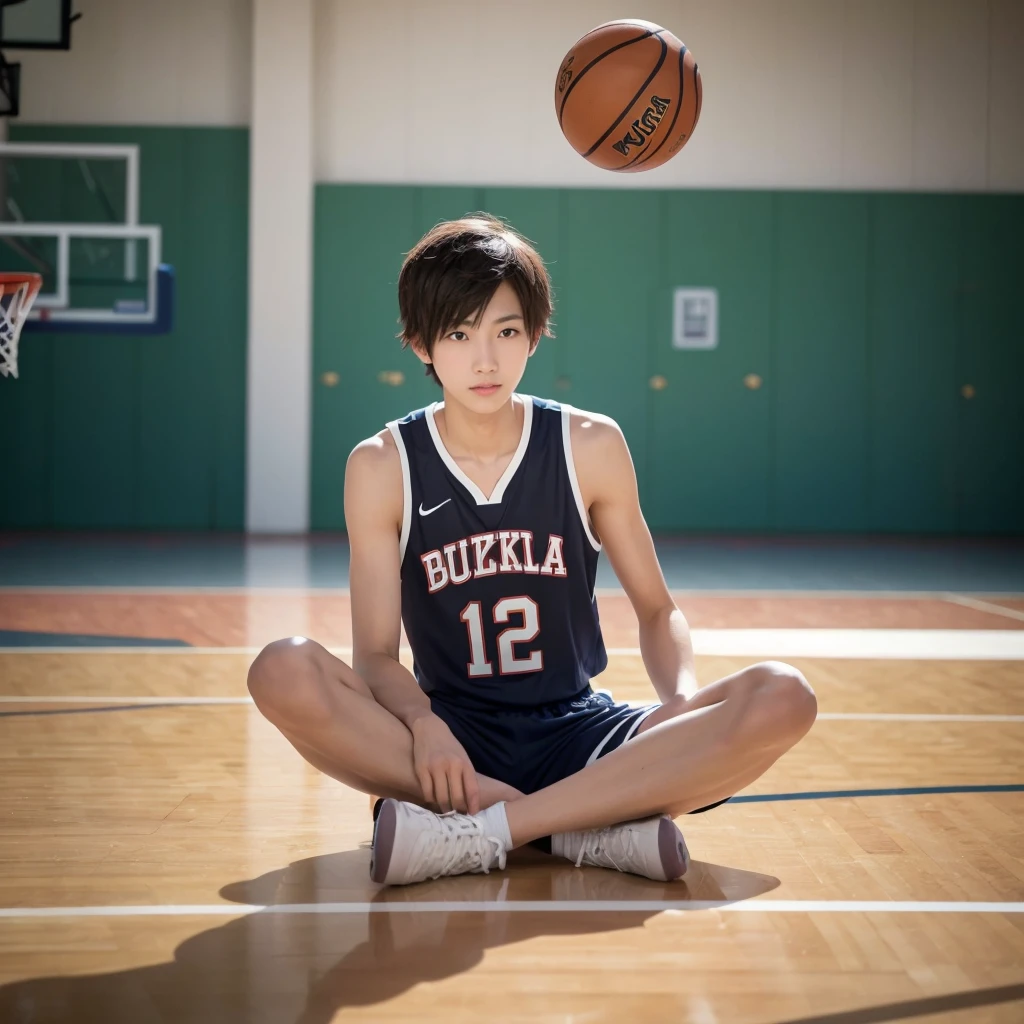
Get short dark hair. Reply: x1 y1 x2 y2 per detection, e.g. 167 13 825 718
398 214 554 385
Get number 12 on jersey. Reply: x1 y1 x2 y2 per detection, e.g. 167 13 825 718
460 597 543 677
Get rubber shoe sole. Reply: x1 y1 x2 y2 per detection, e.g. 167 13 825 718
370 798 398 884
658 816 690 880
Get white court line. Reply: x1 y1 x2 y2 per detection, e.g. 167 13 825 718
0 696 255 704
0 586 355 596
1 696 1022 723
5 586 1024 599
814 712 1024 723
618 703 1024 724
944 593 1024 624
677 630 1024 660
0 647 263 655
4 630 1024 659
1 899 1021 919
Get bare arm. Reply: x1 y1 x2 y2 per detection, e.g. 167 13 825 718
572 411 698 702
345 433 433 728
345 432 481 812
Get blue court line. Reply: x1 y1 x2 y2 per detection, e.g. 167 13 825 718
731 784 1024 802
0 703 184 718
0 630 191 648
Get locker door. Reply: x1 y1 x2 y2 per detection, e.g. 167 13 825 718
956 196 1024 533
310 185 423 530
774 194 870 531
559 189 660 502
867 195 959 531
646 191 773 531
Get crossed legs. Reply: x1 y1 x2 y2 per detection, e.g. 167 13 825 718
247 638 523 809
247 638 817 846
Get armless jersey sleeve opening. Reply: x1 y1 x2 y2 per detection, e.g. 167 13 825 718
560 405 602 552
385 420 412 564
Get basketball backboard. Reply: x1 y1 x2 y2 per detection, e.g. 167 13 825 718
0 52 18 116
0 142 174 335
1 0 77 50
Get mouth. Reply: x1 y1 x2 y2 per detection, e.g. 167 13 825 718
470 384 501 395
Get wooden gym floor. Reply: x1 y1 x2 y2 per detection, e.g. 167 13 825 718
1 573 1023 1022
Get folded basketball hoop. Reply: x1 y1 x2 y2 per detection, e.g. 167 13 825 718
0 272 42 379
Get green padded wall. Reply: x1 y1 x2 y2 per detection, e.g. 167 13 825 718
0 125 249 530
312 185 1024 535
3 157 1019 535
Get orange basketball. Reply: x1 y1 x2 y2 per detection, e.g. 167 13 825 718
555 19 702 172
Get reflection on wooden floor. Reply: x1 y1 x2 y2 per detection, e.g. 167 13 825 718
1 592 1023 1022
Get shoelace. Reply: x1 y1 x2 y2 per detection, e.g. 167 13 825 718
575 825 643 873
425 812 507 878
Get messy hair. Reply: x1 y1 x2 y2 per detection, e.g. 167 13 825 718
398 214 554 384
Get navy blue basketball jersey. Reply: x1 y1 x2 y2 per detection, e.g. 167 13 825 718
386 395 608 709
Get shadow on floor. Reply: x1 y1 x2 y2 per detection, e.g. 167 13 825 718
0 847 778 1023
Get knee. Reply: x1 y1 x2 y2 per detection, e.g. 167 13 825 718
247 637 326 719
744 661 817 745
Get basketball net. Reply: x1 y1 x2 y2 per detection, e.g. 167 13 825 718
0 272 42 380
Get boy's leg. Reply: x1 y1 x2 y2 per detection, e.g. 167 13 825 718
504 660 816 847
247 637 522 810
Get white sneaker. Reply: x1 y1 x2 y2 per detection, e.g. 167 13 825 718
553 816 690 882
370 798 508 886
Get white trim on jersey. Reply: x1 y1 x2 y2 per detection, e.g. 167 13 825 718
560 405 602 552
385 419 412 563
425 394 535 506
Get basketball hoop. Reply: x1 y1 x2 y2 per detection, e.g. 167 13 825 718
0 272 42 379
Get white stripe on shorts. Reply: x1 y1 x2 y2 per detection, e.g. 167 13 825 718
585 703 659 767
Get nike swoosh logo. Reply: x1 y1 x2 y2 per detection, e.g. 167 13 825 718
418 499 452 516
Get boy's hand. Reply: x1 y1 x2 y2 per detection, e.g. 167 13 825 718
409 713 481 814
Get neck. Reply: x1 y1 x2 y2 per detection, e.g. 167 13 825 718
437 392 523 462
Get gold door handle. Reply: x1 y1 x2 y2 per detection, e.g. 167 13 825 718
744 374 763 390
320 371 340 387
961 384 976 399
377 370 405 387
649 375 668 391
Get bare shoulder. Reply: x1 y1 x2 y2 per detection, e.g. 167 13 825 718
347 427 400 472
566 405 630 462
565 405 636 503
344 428 403 527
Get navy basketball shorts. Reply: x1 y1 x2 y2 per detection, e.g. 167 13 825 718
430 688 731 813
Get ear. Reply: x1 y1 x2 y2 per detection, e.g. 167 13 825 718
407 337 433 366
527 330 542 357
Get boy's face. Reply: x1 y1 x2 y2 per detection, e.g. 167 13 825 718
414 281 537 407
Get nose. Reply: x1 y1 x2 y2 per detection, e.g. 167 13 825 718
472 335 498 373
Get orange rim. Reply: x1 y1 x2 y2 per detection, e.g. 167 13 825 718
0 271 43 301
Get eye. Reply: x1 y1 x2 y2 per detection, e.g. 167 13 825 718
498 327 519 338
447 330 469 341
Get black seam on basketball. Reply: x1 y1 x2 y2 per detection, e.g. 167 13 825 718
693 62 702 127
558 29 657 127
582 37 669 160
623 45 687 170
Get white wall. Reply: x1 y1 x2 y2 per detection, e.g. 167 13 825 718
12 0 251 125
315 0 1024 191
247 0 313 534
13 0 1022 190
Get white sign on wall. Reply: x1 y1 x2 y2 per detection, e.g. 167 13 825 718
673 288 718 350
